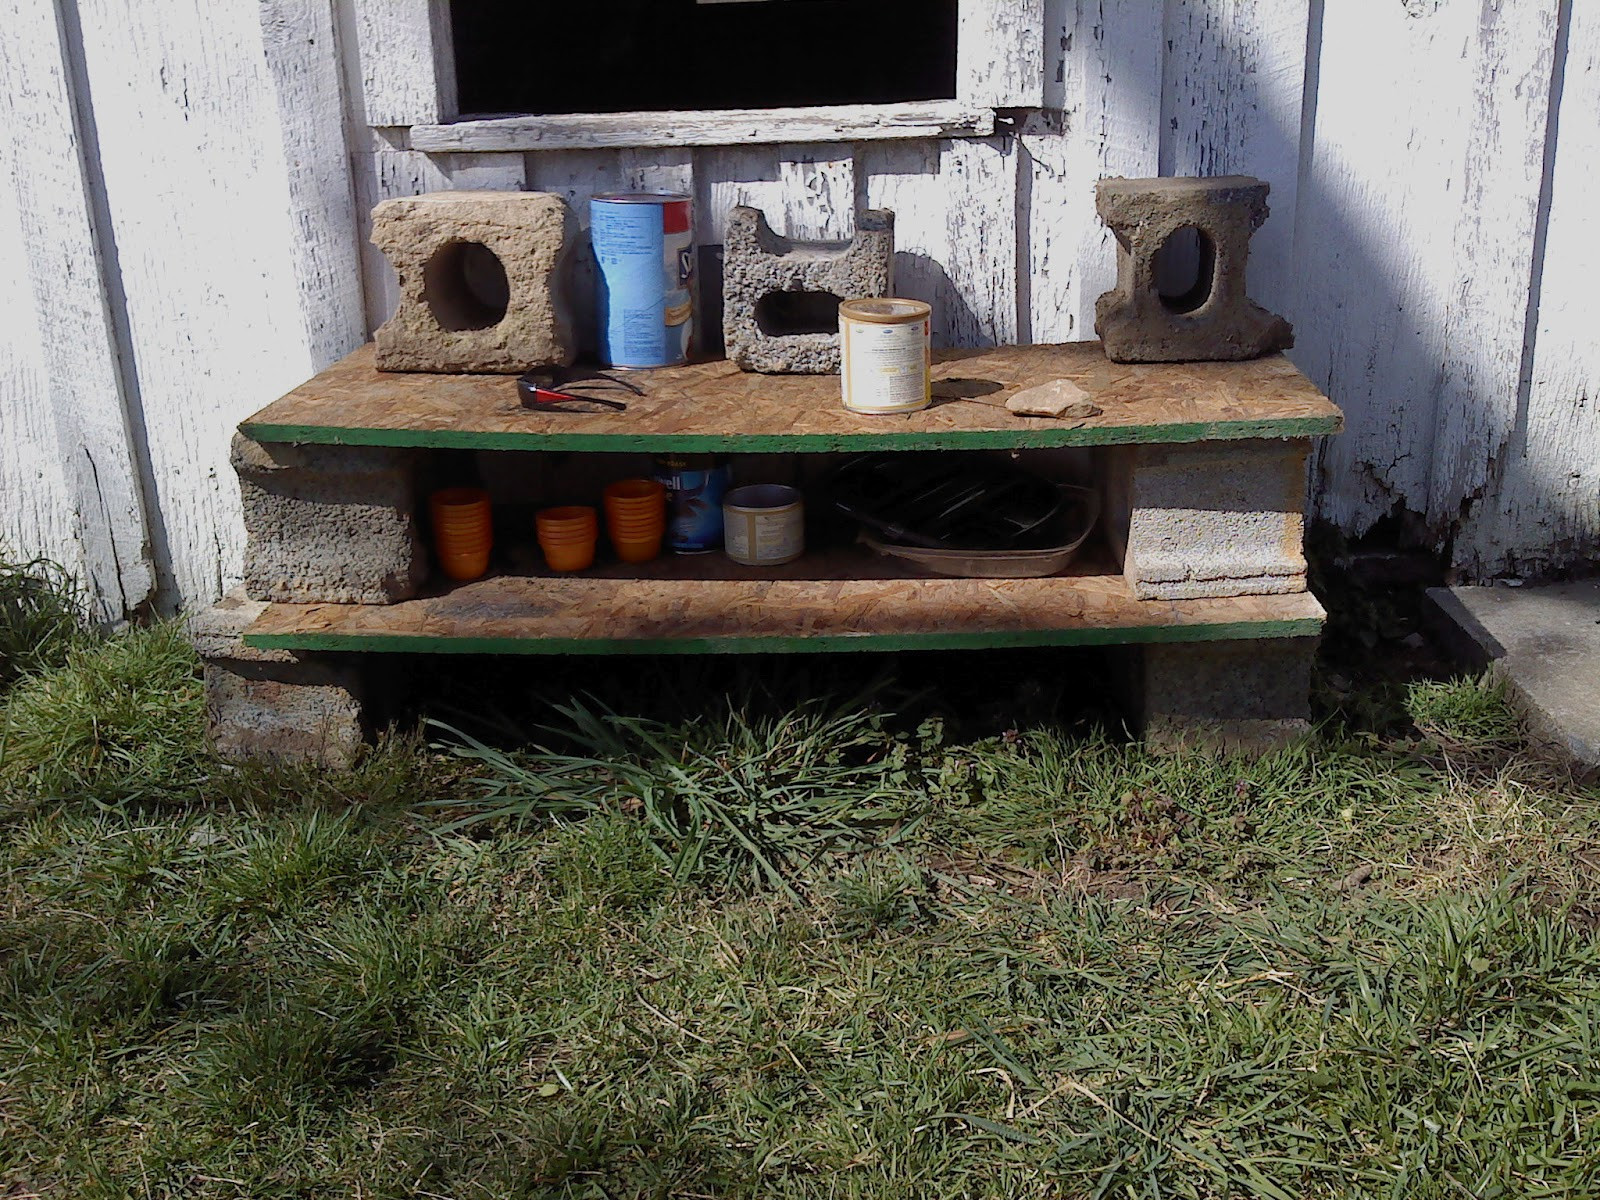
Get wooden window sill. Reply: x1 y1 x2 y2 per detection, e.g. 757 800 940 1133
407 99 996 153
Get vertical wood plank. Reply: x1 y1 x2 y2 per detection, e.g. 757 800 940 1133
72 0 367 608
694 144 855 245
617 147 694 197
859 141 948 340
1457 3 1599 577
0 128 81 579
1160 0 1309 322
345 0 455 125
1425 5 1564 535
260 0 367 366
1024 0 1163 342
1296 0 1564 547
527 149 631 354
940 136 1019 347
0 0 154 617
777 147 856 241
443 151 527 190
694 145 783 246
959 0 1047 107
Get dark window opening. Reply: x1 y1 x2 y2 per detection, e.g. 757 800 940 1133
755 290 844 337
451 0 960 117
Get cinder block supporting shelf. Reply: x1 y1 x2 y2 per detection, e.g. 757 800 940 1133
210 340 1343 764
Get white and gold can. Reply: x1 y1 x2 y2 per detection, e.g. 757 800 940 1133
838 298 932 415
722 484 804 566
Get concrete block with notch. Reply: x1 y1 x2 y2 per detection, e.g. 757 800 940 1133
1132 637 1317 754
1104 439 1309 600
722 206 894 374
190 589 365 767
372 190 577 373
1094 176 1293 363
232 433 426 605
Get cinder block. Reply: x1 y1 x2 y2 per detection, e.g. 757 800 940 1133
1094 176 1293 363
722 206 894 374
372 190 577 373
191 589 365 767
1105 439 1308 600
204 658 365 768
1134 637 1317 754
232 433 426 605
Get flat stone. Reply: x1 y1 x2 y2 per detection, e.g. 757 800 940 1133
1428 582 1600 775
372 190 577 374
722 206 894 374
1005 378 1102 419
188 587 295 664
1094 175 1293 364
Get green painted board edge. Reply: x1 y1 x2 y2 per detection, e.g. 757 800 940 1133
243 617 1323 657
237 416 1339 454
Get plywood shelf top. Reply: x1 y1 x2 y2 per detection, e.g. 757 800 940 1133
242 553 1326 656
240 342 1342 453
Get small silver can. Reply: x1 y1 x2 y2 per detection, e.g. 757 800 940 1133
723 484 804 566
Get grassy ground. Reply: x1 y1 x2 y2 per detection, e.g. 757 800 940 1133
2 568 1599 1197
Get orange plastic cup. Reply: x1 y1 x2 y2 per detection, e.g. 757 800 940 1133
604 478 666 513
603 479 664 562
431 488 492 581
610 530 663 563
536 505 597 571
605 511 663 531
541 541 595 571
537 505 597 530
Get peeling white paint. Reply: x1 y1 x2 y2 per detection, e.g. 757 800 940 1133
0 0 1594 616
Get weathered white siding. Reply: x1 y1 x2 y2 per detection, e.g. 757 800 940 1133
1 0 1594 616
0 129 81 583
0 0 365 617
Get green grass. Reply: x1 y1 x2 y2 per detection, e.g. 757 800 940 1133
1407 671 1524 754
2 606 1599 1197
0 553 86 690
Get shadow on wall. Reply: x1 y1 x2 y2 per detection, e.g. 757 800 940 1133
1147 0 1590 581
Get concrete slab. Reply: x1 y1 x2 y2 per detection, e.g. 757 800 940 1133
1428 581 1600 775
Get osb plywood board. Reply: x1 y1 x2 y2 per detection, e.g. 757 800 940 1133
243 567 1326 655
240 343 1342 453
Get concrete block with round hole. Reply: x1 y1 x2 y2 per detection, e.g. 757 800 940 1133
1093 176 1293 364
722 205 894 374
372 190 578 373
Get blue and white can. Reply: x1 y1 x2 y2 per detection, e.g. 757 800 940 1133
653 455 731 553
590 192 694 369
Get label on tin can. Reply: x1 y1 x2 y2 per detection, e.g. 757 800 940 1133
591 194 694 368
840 303 932 414
653 456 730 553
723 485 804 566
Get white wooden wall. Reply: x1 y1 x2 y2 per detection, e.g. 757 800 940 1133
1 0 1594 618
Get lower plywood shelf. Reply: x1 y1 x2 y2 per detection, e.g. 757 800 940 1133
242 564 1326 656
